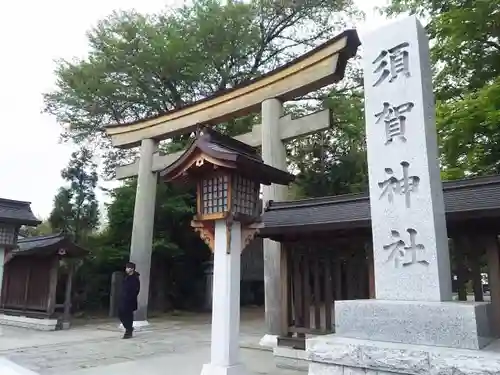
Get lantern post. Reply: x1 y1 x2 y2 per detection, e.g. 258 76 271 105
161 128 294 375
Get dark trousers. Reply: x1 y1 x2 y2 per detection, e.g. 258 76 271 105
119 308 134 332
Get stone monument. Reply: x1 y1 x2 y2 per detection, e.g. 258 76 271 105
306 16 500 375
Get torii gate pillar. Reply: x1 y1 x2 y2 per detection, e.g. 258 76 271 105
260 98 288 348
130 138 158 326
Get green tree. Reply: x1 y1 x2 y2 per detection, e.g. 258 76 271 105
384 0 499 100
383 0 500 178
49 147 99 242
287 61 367 198
437 77 500 178
19 220 53 237
43 0 362 176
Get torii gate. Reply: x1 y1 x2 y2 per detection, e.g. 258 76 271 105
105 29 360 344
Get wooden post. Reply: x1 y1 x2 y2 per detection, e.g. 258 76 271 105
366 242 375 299
346 251 357 299
468 236 484 302
334 258 342 300
46 257 59 316
23 263 32 312
303 252 311 331
279 245 289 337
485 235 500 337
324 255 333 332
63 263 74 328
453 237 469 301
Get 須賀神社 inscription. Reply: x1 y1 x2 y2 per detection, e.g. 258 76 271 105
370 40 430 270
378 161 420 209
383 228 429 268
372 42 411 87
375 101 414 145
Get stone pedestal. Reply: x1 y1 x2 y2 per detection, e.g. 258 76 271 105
335 300 494 350
201 220 247 375
307 336 500 375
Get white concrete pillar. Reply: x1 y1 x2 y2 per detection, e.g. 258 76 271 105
260 98 287 347
201 220 246 375
130 138 158 324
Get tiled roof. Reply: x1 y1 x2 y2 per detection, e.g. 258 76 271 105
0 198 40 226
13 233 88 257
261 175 500 236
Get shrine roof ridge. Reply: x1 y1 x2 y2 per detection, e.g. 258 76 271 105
261 174 500 236
14 233 89 258
266 174 500 211
0 198 41 226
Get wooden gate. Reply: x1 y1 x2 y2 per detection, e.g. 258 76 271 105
279 238 372 349
1 256 54 316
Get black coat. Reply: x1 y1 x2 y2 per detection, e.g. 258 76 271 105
120 272 140 312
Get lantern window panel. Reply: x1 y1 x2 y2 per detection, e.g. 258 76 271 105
201 175 230 215
232 175 259 217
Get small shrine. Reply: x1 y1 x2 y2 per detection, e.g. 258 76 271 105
1 233 88 330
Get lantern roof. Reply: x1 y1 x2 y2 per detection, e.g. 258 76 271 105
160 127 295 186
0 198 40 226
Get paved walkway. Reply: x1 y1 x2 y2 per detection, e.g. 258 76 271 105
0 310 301 375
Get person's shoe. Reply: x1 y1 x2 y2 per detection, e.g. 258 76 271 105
123 331 132 339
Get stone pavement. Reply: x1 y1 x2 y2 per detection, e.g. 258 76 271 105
0 310 301 375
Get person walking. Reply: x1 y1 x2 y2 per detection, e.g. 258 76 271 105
119 262 140 339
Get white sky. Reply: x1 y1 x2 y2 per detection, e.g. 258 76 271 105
0 0 392 220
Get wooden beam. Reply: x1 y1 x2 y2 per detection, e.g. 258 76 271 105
280 244 289 336
46 257 59 316
366 242 375 299
468 236 484 302
115 109 331 180
105 31 359 148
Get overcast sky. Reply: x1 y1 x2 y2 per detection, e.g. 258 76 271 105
0 0 393 220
